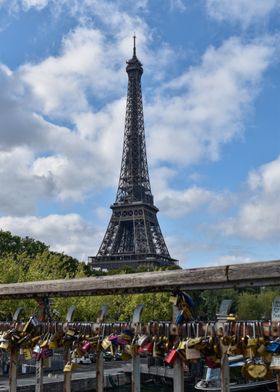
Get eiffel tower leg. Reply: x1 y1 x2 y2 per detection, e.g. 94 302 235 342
97 220 119 257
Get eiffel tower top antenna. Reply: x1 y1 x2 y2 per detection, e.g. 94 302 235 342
133 33 136 57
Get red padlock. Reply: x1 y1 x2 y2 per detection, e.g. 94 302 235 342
164 348 178 365
82 341 92 352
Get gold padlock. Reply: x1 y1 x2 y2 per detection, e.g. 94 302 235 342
23 348 32 360
48 340 58 349
63 362 76 372
0 340 9 350
66 329 75 337
102 337 111 350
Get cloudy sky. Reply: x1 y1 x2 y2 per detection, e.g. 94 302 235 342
0 0 279 268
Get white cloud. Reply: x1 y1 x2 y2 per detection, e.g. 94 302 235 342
0 147 51 215
0 65 52 149
248 157 280 194
215 156 280 240
206 0 279 27
0 58 126 208
169 0 187 12
0 0 48 11
20 27 125 116
146 37 276 166
19 19 173 118
158 186 221 218
151 167 230 218
22 0 48 10
0 214 100 260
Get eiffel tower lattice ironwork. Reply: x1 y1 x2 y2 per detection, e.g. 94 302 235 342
89 37 177 270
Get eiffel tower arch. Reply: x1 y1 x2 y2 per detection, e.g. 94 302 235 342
89 38 177 270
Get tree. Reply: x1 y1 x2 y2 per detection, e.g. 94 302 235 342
0 230 48 258
237 288 280 320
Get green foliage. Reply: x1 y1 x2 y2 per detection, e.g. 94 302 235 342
0 230 48 258
195 289 239 320
24 251 79 281
52 292 171 322
237 288 280 320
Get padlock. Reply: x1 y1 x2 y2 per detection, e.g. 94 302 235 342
66 329 76 337
266 340 280 353
164 348 178 365
117 336 129 346
31 335 41 344
23 348 33 360
40 334 50 348
153 338 165 358
33 344 41 354
41 348 53 359
64 362 76 372
138 341 154 354
102 337 111 350
270 355 280 370
185 338 201 360
126 344 138 358
48 340 58 349
176 340 187 362
17 334 31 346
245 322 258 358
205 355 221 369
82 341 92 352
108 335 119 346
0 339 10 350
23 316 40 333
137 334 149 347
244 358 268 379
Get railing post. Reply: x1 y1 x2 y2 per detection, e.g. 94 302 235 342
35 297 52 392
216 300 232 392
131 304 144 392
35 358 44 392
276 373 280 392
96 305 108 392
173 358 184 391
171 304 184 392
64 305 76 392
9 348 17 392
220 351 230 392
9 308 22 392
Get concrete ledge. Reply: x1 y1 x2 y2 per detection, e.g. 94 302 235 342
0 369 129 392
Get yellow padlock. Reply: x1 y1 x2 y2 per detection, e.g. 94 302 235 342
49 340 58 349
23 348 32 360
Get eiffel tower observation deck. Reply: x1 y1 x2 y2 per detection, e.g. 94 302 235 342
89 37 177 271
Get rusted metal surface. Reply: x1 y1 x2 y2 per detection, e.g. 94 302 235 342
9 349 17 392
0 259 279 299
1 320 280 339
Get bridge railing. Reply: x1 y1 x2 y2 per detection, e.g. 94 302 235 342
0 259 280 392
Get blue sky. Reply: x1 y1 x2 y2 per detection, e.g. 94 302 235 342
0 0 279 268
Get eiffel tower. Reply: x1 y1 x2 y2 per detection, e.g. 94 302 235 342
89 37 177 270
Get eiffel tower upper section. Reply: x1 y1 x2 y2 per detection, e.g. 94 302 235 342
89 37 177 270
